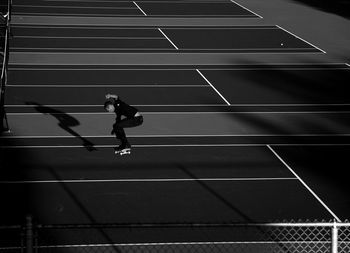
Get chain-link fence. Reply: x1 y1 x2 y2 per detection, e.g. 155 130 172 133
338 223 350 253
1 218 349 253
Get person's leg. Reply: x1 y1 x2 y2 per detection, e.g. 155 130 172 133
113 122 129 149
113 116 143 149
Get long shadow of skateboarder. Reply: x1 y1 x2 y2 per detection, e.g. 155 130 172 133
27 102 97 151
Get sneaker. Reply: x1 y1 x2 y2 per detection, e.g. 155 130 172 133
114 143 131 154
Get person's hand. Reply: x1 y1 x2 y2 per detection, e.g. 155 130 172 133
106 94 118 99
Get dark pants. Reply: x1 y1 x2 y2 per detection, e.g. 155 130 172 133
113 116 143 146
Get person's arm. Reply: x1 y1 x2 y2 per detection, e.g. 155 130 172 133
105 94 118 100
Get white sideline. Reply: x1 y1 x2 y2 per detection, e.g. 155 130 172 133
158 28 179 50
276 25 326 53
230 0 263 19
196 69 230 105
133 1 147 16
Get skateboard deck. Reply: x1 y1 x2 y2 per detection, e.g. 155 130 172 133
115 148 131 156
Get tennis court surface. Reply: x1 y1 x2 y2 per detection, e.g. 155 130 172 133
1 0 350 252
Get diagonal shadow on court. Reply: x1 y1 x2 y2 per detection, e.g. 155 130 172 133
45 165 123 252
291 0 350 19
177 163 294 253
26 102 97 151
177 163 255 223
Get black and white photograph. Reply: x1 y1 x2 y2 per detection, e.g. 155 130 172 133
1 0 350 252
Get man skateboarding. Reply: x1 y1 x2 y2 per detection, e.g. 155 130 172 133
104 94 143 155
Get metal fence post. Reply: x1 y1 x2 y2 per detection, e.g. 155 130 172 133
332 220 338 253
25 215 34 253
0 8 11 134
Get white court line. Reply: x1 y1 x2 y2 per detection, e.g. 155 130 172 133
10 25 278 29
230 0 263 18
157 28 179 50
1 144 350 149
7 84 207 88
6 103 350 107
152 27 279 30
131 15 258 17
12 25 166 29
16 241 295 249
2 133 350 139
6 111 350 115
11 48 183 51
276 25 326 53
133 1 147 16
10 51 322 54
8 67 350 70
14 5 138 9
6 104 228 107
12 13 260 17
14 4 262 15
15 36 165 40
41 0 235 2
196 69 230 105
12 13 146 17
14 48 318 51
0 177 297 184
9 63 349 71
267 145 341 222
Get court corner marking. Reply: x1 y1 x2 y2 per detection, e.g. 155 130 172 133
276 25 326 54
267 145 341 222
230 0 263 19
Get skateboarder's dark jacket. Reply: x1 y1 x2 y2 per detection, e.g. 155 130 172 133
108 97 138 122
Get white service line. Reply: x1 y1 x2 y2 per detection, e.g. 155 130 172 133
133 1 147 16
267 145 341 222
0 177 297 184
230 0 263 18
196 69 230 105
276 25 326 53
157 28 179 50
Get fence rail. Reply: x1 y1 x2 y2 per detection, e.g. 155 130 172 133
1 218 349 253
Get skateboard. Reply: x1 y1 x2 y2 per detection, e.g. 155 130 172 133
115 148 131 156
